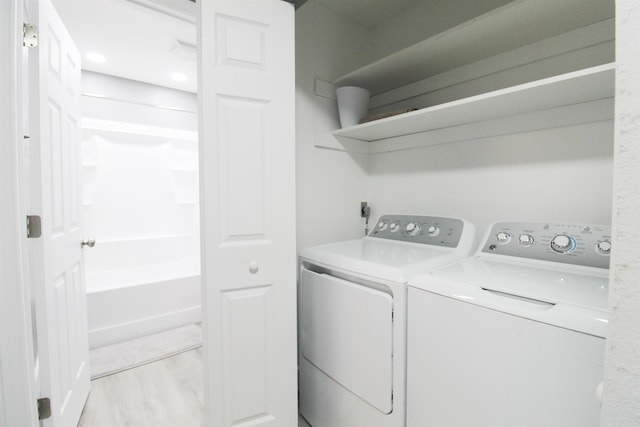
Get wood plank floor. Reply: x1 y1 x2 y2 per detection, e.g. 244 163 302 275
78 348 311 426
78 349 205 427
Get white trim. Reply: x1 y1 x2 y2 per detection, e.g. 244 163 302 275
82 117 198 140
0 0 38 426
89 306 202 349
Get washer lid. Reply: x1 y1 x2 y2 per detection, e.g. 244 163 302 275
410 257 609 337
300 238 465 283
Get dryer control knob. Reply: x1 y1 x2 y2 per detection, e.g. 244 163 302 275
496 232 511 244
551 234 576 254
427 225 440 237
596 240 611 255
518 234 534 246
378 222 388 231
406 223 421 236
389 223 399 232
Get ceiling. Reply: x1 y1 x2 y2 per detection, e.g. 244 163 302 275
52 0 425 94
51 0 470 94
52 0 198 93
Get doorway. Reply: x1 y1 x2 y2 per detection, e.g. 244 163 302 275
50 0 203 423
14 1 298 425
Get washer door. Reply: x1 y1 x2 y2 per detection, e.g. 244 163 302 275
300 268 394 413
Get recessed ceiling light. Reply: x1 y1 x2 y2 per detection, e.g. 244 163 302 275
171 72 188 82
85 52 106 63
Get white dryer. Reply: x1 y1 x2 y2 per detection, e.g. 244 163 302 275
299 214 475 427
407 221 611 427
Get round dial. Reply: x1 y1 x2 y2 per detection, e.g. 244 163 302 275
427 225 440 237
518 234 534 246
389 223 400 232
496 232 511 244
550 234 576 254
378 222 388 231
405 222 421 236
596 240 611 255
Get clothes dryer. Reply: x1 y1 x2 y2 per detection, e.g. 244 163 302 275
407 221 610 427
299 214 475 427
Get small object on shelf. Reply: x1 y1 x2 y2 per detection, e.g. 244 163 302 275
336 86 370 128
359 108 418 124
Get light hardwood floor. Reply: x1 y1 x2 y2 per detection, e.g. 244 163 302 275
78 348 311 426
78 349 204 426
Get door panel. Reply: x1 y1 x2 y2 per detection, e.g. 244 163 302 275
199 1 297 426
30 1 90 425
300 268 394 414
222 286 273 423
217 94 269 242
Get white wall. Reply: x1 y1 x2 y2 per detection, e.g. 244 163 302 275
368 121 614 241
80 72 199 281
82 70 197 130
600 0 640 424
355 4 615 238
295 2 372 251
80 72 201 347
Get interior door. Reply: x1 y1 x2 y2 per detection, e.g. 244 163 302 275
29 0 90 425
198 1 297 426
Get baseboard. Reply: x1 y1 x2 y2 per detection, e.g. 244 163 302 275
88 305 202 349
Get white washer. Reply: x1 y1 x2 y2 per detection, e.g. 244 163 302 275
407 221 610 427
299 214 475 427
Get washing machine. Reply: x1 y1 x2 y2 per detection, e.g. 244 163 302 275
298 214 475 427
407 221 610 427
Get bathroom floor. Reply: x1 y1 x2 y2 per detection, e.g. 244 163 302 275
89 323 203 379
79 327 311 426
78 348 204 426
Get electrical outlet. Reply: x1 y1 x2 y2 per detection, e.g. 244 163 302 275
361 202 370 218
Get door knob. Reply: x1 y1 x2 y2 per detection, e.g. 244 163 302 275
81 239 96 248
249 261 259 274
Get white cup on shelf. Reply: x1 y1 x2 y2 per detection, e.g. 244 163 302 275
335 86 370 128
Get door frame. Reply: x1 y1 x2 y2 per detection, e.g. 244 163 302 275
0 1 40 426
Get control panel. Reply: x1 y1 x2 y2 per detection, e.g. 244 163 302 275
481 222 611 269
369 215 466 248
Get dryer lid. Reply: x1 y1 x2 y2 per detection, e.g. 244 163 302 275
301 238 465 283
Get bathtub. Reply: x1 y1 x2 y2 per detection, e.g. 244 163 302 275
84 235 201 349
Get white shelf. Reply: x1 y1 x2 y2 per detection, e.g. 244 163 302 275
333 0 614 95
330 64 614 153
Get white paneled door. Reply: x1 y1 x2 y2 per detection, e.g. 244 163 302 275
199 1 297 426
29 1 90 426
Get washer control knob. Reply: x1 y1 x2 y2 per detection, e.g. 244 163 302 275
389 223 399 233
596 240 611 255
518 234 534 246
496 232 511 244
406 222 421 236
378 222 388 231
551 234 576 254
427 225 440 237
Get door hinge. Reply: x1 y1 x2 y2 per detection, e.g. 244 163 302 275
37 397 51 420
23 23 38 48
26 215 42 238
